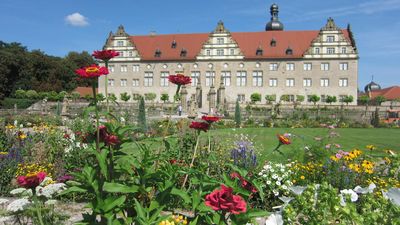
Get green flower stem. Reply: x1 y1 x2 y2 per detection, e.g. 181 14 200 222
104 60 109 113
33 195 45 225
108 145 114 181
206 128 211 175
92 81 100 152
181 131 200 189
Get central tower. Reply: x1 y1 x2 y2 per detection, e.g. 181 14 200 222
265 3 284 31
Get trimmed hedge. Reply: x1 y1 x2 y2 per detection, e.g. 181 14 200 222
0 98 36 109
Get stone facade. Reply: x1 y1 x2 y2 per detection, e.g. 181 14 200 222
98 7 358 109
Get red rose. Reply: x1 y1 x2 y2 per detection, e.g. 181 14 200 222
17 172 47 189
92 50 119 61
205 184 247 215
189 121 210 132
168 74 191 86
104 134 120 146
75 64 109 78
277 134 291 145
202 115 220 124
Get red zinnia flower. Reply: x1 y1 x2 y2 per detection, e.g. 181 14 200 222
104 134 120 146
205 184 247 214
168 74 191 86
277 134 291 145
189 121 210 132
17 172 47 189
202 115 220 124
75 64 109 78
92 50 119 61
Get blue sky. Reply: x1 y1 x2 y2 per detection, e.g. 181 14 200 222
1 0 399 89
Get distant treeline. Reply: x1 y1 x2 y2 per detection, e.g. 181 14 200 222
0 41 95 99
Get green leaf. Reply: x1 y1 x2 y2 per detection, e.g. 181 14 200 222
60 186 87 195
189 216 199 225
134 199 146 219
103 196 126 213
103 182 139 193
94 148 109 180
171 187 191 204
246 209 270 218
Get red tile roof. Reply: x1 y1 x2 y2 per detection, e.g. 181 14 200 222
370 86 400 100
129 30 350 61
73 87 97 97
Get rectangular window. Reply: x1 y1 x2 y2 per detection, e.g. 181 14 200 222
117 41 124 46
269 63 278 71
321 63 330 71
108 79 114 87
288 95 295 102
221 71 231 86
339 78 348 87
217 38 224 44
144 72 153 87
252 71 263 87
217 49 224 56
128 51 133 57
286 78 295 87
133 65 140 72
121 65 128 72
315 48 320 54
230 49 235 55
108 65 115 73
303 63 312 71
327 47 335 54
303 78 312 87
205 71 215 86
132 79 139 87
120 79 127 87
160 72 169 87
320 78 329 87
339 62 348 70
118 51 124 57
236 71 247 87
327 36 335 42
206 50 211 56
269 78 277 87
341 47 347 54
321 95 327 102
237 94 245 102
191 71 200 86
286 63 295 71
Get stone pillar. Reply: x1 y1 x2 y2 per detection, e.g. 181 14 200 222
196 77 202 108
208 85 216 114
180 85 188 112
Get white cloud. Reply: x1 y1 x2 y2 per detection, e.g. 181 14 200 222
65 12 89 27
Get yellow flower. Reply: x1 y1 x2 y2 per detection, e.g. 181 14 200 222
300 175 305 180
5 124 15 129
0 151 9 155
366 145 376 150
330 155 339 162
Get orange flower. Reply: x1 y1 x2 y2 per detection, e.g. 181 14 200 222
277 134 291 145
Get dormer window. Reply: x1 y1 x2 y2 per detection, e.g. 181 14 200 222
256 47 263 56
180 48 187 57
270 38 276 47
155 49 161 57
286 47 293 55
171 40 177 48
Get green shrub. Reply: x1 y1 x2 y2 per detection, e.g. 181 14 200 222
25 90 39 99
0 98 36 109
14 89 26 99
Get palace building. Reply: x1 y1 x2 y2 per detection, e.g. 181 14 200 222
98 3 358 110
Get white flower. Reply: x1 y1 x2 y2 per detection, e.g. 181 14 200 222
258 172 263 176
0 198 9 205
7 198 31 212
277 177 283 181
282 185 288 190
276 181 281 186
273 190 279 196
10 188 32 197
263 174 267 178
340 189 358 206
280 168 285 172
0 216 14 223
263 165 272 170
37 183 67 198
272 174 278 179
45 200 58 205
266 180 271 185
270 168 275 173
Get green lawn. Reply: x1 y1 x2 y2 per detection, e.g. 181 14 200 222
209 128 400 162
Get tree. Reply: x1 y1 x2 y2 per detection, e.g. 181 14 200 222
374 95 386 106
296 95 305 103
358 95 370 105
234 100 241 127
120 92 131 102
309 95 320 105
280 95 290 102
265 95 276 104
160 93 169 103
108 93 117 102
371 107 380 127
144 93 157 102
137 96 147 132
343 95 354 105
250 93 261 103
326 95 337 105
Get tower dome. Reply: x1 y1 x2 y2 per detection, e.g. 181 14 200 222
265 3 284 31
364 81 381 93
